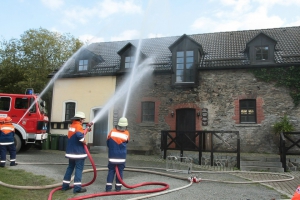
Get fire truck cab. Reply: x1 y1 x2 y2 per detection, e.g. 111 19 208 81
0 88 48 152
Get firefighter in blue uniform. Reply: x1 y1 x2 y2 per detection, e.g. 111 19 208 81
0 116 17 167
105 117 130 192
61 111 89 193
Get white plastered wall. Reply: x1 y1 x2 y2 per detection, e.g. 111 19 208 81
50 76 116 142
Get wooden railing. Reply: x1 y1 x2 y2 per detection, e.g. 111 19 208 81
161 130 240 169
280 131 300 172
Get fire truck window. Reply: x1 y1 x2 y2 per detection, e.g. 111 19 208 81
28 97 36 113
0 97 11 111
15 98 29 109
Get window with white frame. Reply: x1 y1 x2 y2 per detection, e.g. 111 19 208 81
65 102 76 121
125 56 135 68
176 51 194 83
255 46 269 61
79 59 88 71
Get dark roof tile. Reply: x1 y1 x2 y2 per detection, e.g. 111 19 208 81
59 26 300 77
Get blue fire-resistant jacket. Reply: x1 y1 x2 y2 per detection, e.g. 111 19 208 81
65 121 87 159
0 123 15 145
107 128 130 164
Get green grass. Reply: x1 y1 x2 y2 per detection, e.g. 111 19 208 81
0 168 73 200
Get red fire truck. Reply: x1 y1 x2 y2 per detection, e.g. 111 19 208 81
0 89 48 152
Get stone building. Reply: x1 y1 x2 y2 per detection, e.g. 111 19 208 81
49 26 300 154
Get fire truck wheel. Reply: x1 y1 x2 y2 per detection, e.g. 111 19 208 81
14 134 22 153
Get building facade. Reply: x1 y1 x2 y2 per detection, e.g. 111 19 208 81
50 26 300 154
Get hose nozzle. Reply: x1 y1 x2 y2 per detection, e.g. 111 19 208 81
87 122 94 127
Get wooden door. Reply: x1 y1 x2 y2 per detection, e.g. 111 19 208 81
176 108 196 149
93 109 108 146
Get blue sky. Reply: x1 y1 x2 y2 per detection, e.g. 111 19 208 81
1 0 299 43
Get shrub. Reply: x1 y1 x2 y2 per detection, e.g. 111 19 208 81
273 114 295 134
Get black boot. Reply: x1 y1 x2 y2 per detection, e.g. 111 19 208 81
74 188 87 193
10 162 18 166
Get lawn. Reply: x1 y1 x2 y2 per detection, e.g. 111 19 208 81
0 167 73 200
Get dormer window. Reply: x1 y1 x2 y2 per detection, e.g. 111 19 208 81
79 59 88 71
169 34 204 87
117 43 147 72
245 32 277 65
125 56 135 68
255 46 269 61
176 51 194 82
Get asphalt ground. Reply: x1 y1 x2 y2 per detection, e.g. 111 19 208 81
2 148 299 200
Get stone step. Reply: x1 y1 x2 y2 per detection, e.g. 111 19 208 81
241 156 280 162
241 160 283 167
240 155 284 172
240 165 284 173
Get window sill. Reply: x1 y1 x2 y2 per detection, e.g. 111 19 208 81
139 122 155 127
175 82 195 84
235 124 261 127
173 82 196 88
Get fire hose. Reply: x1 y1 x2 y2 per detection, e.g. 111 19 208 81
48 122 97 200
0 160 295 200
69 165 170 200
0 121 295 199
48 122 171 200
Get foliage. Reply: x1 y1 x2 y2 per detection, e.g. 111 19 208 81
272 114 295 134
0 27 83 94
251 66 300 106
0 168 72 200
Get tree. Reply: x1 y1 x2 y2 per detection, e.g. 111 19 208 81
0 27 83 94
0 39 25 93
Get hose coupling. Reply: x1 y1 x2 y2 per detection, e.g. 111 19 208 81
188 176 202 183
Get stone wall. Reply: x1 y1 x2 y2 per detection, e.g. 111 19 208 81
116 69 300 154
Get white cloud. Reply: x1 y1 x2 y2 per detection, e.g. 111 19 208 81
62 7 96 25
191 0 289 33
41 0 64 10
253 0 300 7
286 17 300 27
96 0 142 18
241 6 284 29
110 30 140 41
79 34 104 44
147 33 165 38
61 0 142 28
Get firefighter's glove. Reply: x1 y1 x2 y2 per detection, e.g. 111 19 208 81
87 127 92 132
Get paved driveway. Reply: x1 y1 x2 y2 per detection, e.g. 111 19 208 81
5 149 295 200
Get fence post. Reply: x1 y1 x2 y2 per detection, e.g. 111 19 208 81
280 132 287 172
210 132 214 166
161 131 167 159
198 131 202 165
237 132 240 170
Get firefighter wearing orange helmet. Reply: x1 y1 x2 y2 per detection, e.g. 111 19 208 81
0 116 17 167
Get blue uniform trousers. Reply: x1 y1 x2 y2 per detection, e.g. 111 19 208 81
0 144 16 167
106 163 125 191
62 158 85 193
